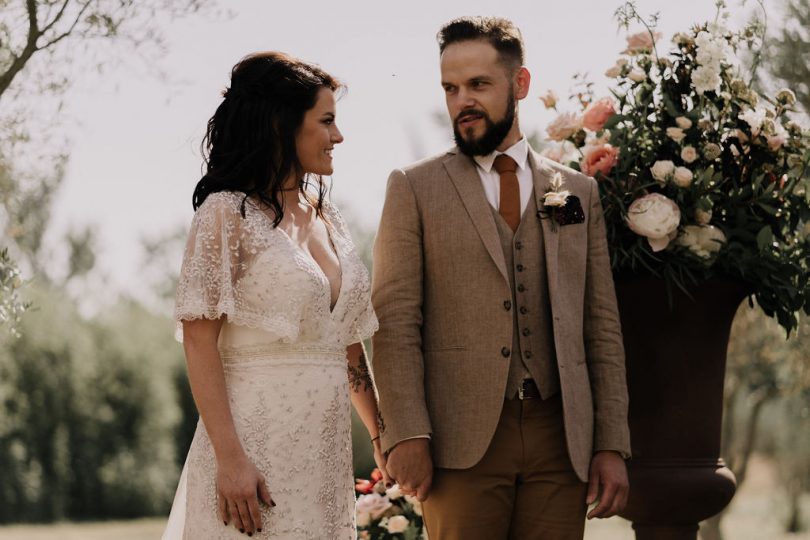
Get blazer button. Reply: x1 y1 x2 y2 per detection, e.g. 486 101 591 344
515 241 523 250
516 264 524 272
501 347 511 358
522 328 531 336
525 350 533 359
503 300 512 311
517 284 526 293
520 306 529 315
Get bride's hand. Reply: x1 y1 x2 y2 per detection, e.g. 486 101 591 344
372 438 394 487
217 452 274 535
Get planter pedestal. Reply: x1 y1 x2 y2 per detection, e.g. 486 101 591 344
615 277 748 540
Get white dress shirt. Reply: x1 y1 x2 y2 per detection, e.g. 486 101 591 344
472 137 533 216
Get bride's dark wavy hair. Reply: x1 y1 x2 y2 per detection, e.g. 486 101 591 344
192 51 342 225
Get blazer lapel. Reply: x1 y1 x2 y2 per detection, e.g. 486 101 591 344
529 151 560 308
443 150 509 284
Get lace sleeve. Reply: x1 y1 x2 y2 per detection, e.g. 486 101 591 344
174 192 247 341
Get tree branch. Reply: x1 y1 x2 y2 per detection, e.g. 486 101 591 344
37 1 93 51
40 0 73 34
0 0 43 98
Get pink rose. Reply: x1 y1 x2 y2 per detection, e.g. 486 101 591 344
623 31 663 54
582 97 616 132
581 144 619 178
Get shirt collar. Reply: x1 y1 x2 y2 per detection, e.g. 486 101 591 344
473 137 529 173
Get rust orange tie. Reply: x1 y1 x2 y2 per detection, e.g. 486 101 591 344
493 154 521 232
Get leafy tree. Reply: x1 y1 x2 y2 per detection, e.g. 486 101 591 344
763 0 810 114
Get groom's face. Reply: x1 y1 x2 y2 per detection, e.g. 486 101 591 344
440 40 521 156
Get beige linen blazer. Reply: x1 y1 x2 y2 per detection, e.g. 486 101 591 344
371 146 630 481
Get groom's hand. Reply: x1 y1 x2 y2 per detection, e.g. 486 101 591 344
586 450 629 519
386 438 433 501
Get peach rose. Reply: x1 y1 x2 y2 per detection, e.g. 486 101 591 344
546 112 583 141
623 30 663 54
581 144 619 178
582 97 616 132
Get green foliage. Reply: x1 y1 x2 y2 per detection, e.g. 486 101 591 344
0 247 28 335
765 0 810 114
0 283 186 522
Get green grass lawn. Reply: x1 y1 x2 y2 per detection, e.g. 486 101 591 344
1 457 807 540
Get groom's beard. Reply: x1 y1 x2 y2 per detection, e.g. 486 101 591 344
453 93 516 157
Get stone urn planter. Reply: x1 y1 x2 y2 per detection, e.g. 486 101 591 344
615 276 749 540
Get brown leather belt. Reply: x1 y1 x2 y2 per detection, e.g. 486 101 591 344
518 378 541 400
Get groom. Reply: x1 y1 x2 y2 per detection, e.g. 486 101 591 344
371 16 630 540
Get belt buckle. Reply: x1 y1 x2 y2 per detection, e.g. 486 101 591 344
518 381 526 400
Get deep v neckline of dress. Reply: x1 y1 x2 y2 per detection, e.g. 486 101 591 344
276 218 345 314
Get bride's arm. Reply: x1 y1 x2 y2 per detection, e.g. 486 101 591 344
183 318 272 535
346 342 393 486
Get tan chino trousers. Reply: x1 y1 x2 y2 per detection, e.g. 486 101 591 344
422 394 588 540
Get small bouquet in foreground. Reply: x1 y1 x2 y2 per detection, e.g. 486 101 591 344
539 1 810 333
355 468 426 539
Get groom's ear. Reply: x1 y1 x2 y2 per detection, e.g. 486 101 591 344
514 66 531 101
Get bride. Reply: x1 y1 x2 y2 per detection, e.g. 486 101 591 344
163 51 389 539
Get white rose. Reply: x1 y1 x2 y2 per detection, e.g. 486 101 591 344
666 127 686 143
681 146 698 163
546 112 583 141
543 190 571 207
385 515 410 534
626 193 681 252
356 493 392 519
404 495 423 516
695 208 713 225
650 160 676 184
692 65 721 95
738 107 768 134
673 167 694 188
385 484 403 500
628 68 647 82
677 225 726 259
676 117 693 129
357 512 371 527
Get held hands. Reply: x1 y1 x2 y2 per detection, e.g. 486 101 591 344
217 451 274 535
372 438 394 487
586 450 629 519
384 438 433 501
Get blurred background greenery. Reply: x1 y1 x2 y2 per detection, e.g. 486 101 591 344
1 1 809 539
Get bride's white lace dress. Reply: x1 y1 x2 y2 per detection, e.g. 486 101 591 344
162 191 378 540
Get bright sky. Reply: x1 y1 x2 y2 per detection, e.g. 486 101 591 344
45 0 737 299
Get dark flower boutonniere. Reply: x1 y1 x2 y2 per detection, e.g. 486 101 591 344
537 171 585 231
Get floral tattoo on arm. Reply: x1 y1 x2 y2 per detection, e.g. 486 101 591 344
348 349 374 393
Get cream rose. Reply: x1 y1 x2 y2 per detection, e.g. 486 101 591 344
385 484 403 500
546 112 583 141
543 190 571 207
404 495 423 516
356 493 392 519
675 117 693 129
673 167 694 188
666 127 686 143
626 193 681 252
681 146 698 163
695 208 713 225
628 68 647 82
650 160 676 184
676 225 727 259
357 512 371 527
385 515 410 534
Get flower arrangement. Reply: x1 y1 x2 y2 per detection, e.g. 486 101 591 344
355 468 426 540
540 1 810 333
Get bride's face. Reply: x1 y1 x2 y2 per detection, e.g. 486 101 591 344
295 88 344 176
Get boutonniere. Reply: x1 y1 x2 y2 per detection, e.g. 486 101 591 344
537 171 586 231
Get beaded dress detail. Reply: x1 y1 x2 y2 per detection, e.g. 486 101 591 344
163 191 378 540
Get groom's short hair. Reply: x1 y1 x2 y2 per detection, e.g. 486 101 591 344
437 17 525 72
